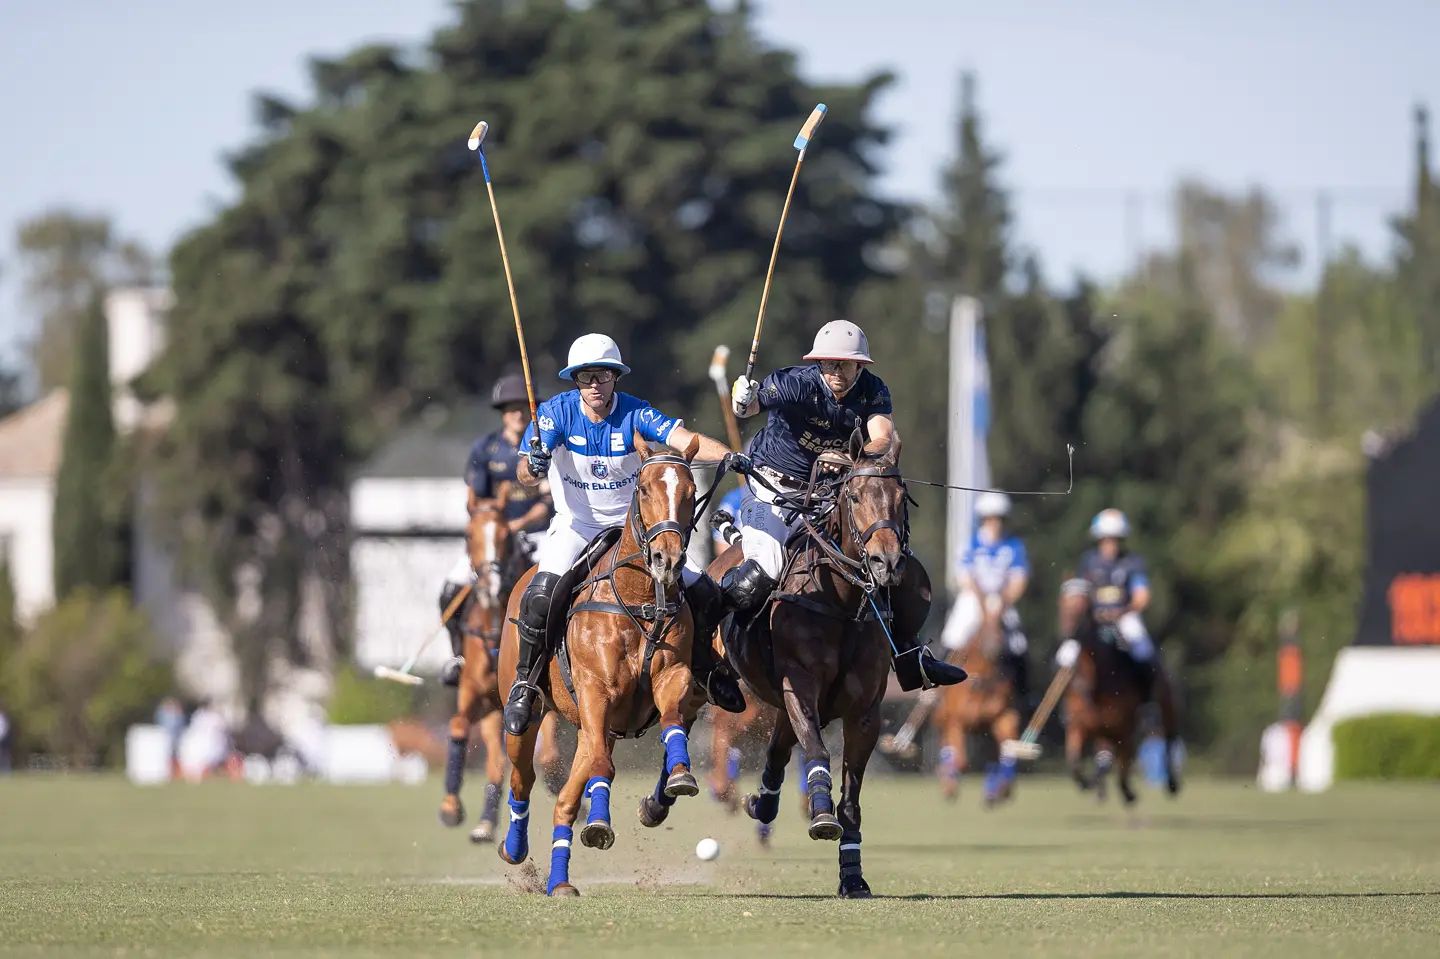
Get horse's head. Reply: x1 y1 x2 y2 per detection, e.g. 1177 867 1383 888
466 497 513 610
629 435 699 587
838 433 909 587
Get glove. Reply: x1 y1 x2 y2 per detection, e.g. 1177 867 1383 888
722 451 753 476
731 375 759 415
1056 638 1080 669
525 440 551 476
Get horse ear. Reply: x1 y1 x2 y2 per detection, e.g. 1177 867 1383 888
682 433 701 463
847 428 864 461
634 432 651 460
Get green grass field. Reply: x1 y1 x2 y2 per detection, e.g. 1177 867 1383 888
1 773 1437 957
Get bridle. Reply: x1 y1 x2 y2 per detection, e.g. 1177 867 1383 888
625 454 695 569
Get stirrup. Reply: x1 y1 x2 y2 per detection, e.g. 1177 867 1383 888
503 680 542 735
440 655 465 687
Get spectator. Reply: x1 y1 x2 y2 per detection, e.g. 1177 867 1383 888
154 697 186 779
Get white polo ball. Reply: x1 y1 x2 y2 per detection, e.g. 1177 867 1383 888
695 837 721 861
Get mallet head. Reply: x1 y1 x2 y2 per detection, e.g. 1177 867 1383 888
467 120 489 152
708 344 730 385
794 103 827 151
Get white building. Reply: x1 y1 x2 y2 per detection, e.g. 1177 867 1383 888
350 404 495 675
0 287 240 711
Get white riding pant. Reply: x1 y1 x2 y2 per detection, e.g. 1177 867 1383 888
940 591 1027 655
737 476 804 580
534 513 703 584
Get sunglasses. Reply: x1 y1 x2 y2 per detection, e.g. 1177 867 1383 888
573 368 616 386
817 360 856 374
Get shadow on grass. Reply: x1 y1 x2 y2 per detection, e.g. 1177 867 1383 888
723 890 1440 902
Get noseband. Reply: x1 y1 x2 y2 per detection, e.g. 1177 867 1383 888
842 465 910 556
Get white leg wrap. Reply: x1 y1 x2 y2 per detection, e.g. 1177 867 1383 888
1118 612 1154 662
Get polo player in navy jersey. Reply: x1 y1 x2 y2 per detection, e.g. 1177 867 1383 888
726 320 967 688
436 374 554 686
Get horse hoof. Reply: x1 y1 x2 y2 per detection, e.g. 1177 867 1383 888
838 876 872 899
438 800 464 828
498 844 527 866
744 794 778 825
1167 774 1182 796
548 883 581 897
580 821 615 851
808 813 842 842
470 821 495 844
637 796 670 828
664 770 700 799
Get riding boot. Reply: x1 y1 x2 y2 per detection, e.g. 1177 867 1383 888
892 638 968 691
503 572 559 736
438 582 468 687
684 573 746 714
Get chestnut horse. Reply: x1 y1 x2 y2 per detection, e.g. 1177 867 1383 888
496 441 705 896
438 501 562 842
710 441 923 898
1059 587 1182 804
930 617 1022 805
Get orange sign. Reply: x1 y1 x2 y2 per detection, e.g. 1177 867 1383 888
1388 573 1440 645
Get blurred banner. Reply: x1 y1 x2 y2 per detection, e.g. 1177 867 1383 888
945 296 990 591
1355 398 1440 646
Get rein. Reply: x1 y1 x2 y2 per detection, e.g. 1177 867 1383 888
569 455 699 732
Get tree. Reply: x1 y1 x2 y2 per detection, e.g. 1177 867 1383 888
153 0 905 707
0 589 170 767
52 293 125 597
14 211 153 392
907 73 1103 638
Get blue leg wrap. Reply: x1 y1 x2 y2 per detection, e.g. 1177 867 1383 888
726 746 742 781
754 765 783 822
805 760 834 815
939 745 957 776
983 761 1001 799
794 752 811 796
999 756 1018 782
652 764 676 809
662 724 691 774
585 776 612 825
503 792 530 862
547 824 573 894
444 737 466 795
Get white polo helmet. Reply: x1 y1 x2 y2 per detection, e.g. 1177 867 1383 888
1089 508 1130 540
558 333 631 379
975 491 1011 519
803 320 873 365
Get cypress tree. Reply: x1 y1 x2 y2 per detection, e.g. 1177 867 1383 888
52 292 121 597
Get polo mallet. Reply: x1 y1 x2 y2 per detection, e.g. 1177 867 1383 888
708 345 744 451
373 583 474 686
1000 663 1076 761
742 103 828 383
468 121 539 426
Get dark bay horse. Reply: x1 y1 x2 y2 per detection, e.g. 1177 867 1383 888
709 440 921 898
496 441 705 896
438 501 562 842
1059 587 1182 804
930 617 1021 805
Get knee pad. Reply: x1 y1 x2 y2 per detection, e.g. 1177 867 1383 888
439 581 467 615
520 572 560 632
721 559 776 612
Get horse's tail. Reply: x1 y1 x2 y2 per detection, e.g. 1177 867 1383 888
711 509 742 548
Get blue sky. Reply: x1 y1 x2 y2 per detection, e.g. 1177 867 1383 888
2 0 1436 365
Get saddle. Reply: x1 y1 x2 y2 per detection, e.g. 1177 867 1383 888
531 525 670 738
